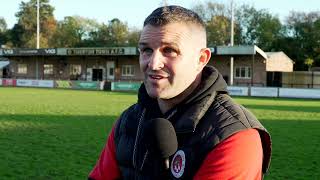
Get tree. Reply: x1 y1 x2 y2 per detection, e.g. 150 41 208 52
86 18 131 47
7 24 24 48
13 0 57 48
304 58 314 71
0 17 7 32
283 11 320 70
88 23 109 47
236 5 282 51
0 17 8 46
206 15 232 46
192 1 241 46
51 17 132 48
127 28 141 46
107 18 130 46
313 19 320 67
51 16 100 47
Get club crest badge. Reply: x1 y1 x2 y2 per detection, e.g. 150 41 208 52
171 150 185 178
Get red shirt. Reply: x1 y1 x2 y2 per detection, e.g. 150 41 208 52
89 128 263 180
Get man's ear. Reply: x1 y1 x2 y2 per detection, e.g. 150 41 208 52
197 48 211 71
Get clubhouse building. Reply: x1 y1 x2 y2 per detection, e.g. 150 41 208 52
0 46 293 87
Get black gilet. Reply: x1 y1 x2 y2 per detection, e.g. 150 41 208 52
114 66 271 179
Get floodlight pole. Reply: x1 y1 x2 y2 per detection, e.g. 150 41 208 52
163 0 167 6
229 0 234 86
36 0 40 79
37 0 40 49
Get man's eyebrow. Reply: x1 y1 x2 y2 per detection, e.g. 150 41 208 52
161 41 179 47
138 42 180 48
138 42 148 47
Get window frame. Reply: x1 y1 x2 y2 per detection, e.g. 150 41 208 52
43 64 54 75
235 66 251 79
69 64 82 75
121 65 135 77
17 64 27 74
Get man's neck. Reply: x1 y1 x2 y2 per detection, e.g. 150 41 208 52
157 74 202 114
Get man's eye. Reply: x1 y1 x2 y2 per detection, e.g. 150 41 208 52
163 47 177 56
141 48 153 55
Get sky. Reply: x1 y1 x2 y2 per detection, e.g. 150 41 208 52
1 0 320 29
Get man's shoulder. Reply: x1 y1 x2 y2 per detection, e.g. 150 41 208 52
122 103 141 116
114 103 143 136
198 94 271 174
207 93 269 145
211 93 256 126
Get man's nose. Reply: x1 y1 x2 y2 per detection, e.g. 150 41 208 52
148 51 164 70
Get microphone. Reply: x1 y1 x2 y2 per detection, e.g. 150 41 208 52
144 118 178 170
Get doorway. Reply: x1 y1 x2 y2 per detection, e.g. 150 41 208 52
107 61 115 80
267 72 282 87
92 69 103 81
2 67 9 78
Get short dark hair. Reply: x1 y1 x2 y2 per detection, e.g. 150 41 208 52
143 5 205 30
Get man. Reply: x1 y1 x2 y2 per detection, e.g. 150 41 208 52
89 5 271 180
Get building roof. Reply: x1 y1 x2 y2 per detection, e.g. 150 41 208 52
0 47 138 56
1 45 269 58
0 60 9 69
214 45 268 59
265 51 294 72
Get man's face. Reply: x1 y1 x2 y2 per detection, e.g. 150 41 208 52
138 23 204 99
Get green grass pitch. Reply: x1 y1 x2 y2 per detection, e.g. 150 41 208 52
0 87 319 179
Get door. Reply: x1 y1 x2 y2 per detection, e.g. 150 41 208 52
107 61 115 80
92 69 103 81
223 76 229 85
2 67 9 78
86 68 92 81
267 72 282 87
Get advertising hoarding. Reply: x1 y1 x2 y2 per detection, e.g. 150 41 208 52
2 79 16 86
279 88 320 99
251 87 278 97
227 86 249 96
111 82 141 91
73 81 99 90
17 79 54 88
55 81 72 88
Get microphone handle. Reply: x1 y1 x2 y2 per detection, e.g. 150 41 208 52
160 158 170 180
165 158 170 170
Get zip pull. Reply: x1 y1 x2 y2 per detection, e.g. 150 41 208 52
132 108 146 169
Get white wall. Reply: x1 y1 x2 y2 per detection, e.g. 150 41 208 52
227 86 248 96
251 87 278 97
228 86 320 99
279 88 320 99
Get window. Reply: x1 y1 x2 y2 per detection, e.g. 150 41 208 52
17 64 27 74
109 67 114 76
44 64 53 75
70 64 82 75
235 67 251 79
121 65 135 76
